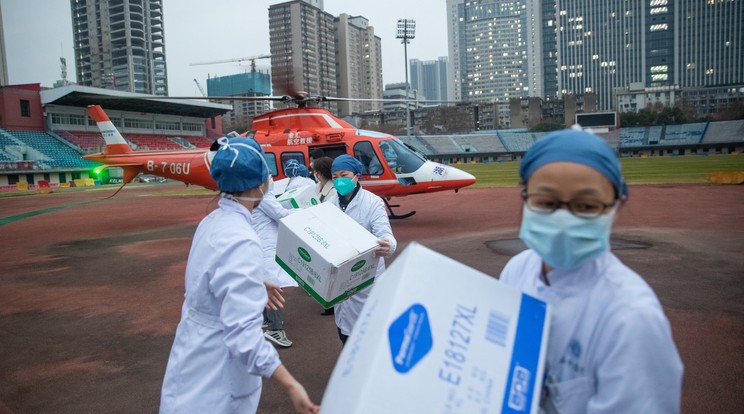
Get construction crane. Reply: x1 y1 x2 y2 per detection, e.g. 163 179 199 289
193 78 207 97
190 54 271 72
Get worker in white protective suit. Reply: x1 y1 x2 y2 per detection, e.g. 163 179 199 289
253 184 298 348
499 128 683 413
284 159 316 190
159 137 318 414
329 155 397 345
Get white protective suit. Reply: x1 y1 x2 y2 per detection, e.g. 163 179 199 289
160 198 281 413
252 192 298 288
499 250 683 414
331 187 396 335
286 176 316 190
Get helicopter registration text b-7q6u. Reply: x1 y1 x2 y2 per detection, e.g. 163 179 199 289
83 104 476 217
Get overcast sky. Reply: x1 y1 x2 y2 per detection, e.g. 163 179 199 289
2 0 448 96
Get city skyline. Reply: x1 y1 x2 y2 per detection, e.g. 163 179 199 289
1 0 448 97
1 0 741 114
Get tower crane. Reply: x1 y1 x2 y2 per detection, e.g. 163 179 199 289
193 78 207 97
190 54 271 72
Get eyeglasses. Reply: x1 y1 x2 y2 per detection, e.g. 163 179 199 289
521 190 617 219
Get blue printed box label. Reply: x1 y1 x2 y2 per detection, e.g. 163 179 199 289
388 304 433 373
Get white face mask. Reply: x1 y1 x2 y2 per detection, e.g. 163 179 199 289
224 185 265 205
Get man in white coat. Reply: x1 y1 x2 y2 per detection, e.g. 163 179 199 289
253 184 298 348
159 137 318 414
499 129 683 413
329 155 397 344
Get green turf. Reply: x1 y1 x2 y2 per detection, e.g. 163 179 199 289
456 154 744 187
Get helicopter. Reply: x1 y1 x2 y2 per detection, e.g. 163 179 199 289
83 92 476 218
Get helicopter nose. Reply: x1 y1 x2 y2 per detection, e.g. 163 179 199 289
447 166 477 185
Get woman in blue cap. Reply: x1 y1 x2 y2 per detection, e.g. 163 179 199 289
330 154 397 345
160 137 318 414
499 128 683 413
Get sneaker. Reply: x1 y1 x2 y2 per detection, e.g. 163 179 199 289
262 320 268 329
264 329 293 348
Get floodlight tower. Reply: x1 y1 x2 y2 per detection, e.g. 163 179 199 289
396 18 415 138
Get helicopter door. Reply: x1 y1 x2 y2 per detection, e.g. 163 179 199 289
352 141 385 176
308 145 348 160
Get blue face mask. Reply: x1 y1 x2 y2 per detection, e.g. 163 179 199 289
333 177 356 196
519 206 616 270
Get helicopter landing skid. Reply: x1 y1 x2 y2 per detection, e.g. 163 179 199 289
383 198 416 220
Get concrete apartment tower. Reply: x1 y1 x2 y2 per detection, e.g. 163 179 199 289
335 14 383 117
269 0 337 112
70 0 167 95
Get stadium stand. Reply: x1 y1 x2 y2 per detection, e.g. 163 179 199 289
701 120 744 143
618 127 647 147
397 135 437 156
596 129 621 148
417 135 462 154
169 136 196 148
3 129 98 169
661 123 707 145
453 133 507 153
55 130 106 150
647 126 664 145
0 130 22 161
183 136 214 148
498 131 537 152
123 134 183 150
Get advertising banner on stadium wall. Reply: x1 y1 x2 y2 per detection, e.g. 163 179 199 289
0 161 35 171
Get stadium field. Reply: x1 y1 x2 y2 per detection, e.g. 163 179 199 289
457 154 744 187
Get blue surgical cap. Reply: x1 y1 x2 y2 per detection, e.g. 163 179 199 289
285 160 309 178
210 137 269 193
520 129 628 198
332 154 363 175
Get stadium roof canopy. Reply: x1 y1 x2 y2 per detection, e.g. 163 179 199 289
40 85 232 118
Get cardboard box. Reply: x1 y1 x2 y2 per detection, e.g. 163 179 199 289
276 185 319 209
272 177 290 196
275 203 380 308
320 242 550 414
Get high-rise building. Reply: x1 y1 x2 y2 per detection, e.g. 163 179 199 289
676 0 743 89
70 0 167 95
446 0 543 103
335 14 383 116
410 57 449 102
269 0 337 112
206 71 272 130
552 0 743 111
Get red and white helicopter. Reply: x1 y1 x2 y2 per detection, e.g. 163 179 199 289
84 92 476 218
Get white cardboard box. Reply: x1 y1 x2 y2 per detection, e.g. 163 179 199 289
320 242 550 414
272 177 290 196
275 203 380 308
276 185 319 209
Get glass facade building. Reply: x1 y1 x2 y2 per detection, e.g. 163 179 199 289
446 0 543 103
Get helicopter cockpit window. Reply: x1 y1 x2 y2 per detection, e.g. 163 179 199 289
263 153 278 177
353 141 384 176
280 152 306 175
379 139 426 174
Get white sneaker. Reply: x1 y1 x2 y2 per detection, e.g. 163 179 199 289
264 329 293 348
